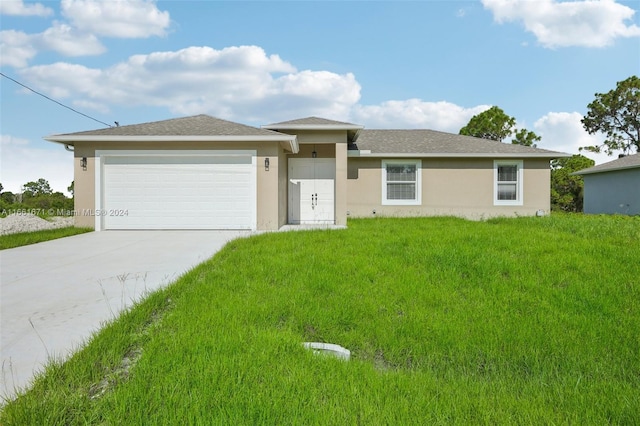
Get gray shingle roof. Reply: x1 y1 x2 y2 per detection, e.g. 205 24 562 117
573 153 640 175
54 114 284 137
45 114 570 158
351 129 567 157
264 116 362 128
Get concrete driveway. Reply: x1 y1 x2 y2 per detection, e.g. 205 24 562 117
1 230 251 400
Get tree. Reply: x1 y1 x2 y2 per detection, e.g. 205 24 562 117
22 178 52 198
460 106 515 142
550 154 595 212
0 191 16 204
512 128 541 147
68 181 74 197
581 75 640 156
459 106 541 146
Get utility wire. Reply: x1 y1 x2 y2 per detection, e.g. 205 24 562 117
1 71 113 128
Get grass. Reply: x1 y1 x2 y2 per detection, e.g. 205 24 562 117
1 214 638 424
0 227 93 250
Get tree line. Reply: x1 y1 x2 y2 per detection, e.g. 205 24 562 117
0 178 74 215
458 75 638 212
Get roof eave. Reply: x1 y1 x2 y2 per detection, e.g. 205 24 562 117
572 164 640 175
44 134 299 153
262 124 364 131
348 151 571 158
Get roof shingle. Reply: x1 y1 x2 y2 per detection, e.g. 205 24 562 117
54 114 284 137
352 129 566 157
573 153 640 175
264 116 362 127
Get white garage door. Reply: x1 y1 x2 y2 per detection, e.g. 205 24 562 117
102 155 255 230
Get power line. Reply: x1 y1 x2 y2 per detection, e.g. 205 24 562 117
0 71 113 128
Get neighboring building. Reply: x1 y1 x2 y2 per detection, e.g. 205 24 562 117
573 153 640 215
45 115 569 231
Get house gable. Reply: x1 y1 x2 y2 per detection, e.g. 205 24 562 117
263 117 363 143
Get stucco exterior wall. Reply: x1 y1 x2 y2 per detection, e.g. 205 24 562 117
583 168 640 215
278 130 347 144
256 144 282 230
70 133 554 231
72 144 97 228
335 143 348 226
71 141 287 230
291 143 337 158
277 148 289 227
347 158 551 219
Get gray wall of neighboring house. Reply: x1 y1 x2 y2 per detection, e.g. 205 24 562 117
583 169 640 215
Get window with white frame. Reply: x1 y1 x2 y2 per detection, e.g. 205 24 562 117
382 160 421 205
494 160 523 205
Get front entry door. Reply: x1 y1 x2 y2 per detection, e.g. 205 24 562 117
289 158 335 224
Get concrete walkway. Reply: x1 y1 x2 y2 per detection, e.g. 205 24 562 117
1 230 251 400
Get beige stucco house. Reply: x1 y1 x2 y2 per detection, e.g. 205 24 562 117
45 114 569 231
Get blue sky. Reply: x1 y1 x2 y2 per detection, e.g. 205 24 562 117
1 0 639 194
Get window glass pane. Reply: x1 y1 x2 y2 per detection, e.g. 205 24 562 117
498 165 517 182
497 183 517 200
387 165 416 182
387 183 416 200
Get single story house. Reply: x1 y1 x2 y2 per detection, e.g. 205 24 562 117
45 114 569 231
573 153 640 215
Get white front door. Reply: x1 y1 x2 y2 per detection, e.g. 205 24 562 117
289 158 335 224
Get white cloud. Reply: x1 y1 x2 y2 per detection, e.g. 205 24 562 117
0 135 73 195
0 135 30 147
266 70 361 121
0 0 53 17
0 24 105 68
61 0 171 38
534 111 613 164
21 62 103 99
0 30 37 67
351 100 491 133
38 22 106 57
1 0 170 68
72 99 111 114
18 45 361 123
482 0 640 48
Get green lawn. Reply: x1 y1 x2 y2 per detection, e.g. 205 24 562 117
2 215 638 424
0 227 93 250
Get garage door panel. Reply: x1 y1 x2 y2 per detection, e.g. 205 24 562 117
103 155 255 230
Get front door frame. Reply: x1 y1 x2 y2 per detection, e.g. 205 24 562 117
288 157 336 224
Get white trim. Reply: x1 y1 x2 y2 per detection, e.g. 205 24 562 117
96 149 256 157
46 135 294 142
249 155 257 230
381 159 422 206
494 160 524 206
46 135 299 154
349 151 568 159
262 124 363 131
95 155 102 231
573 163 640 175
94 149 257 231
